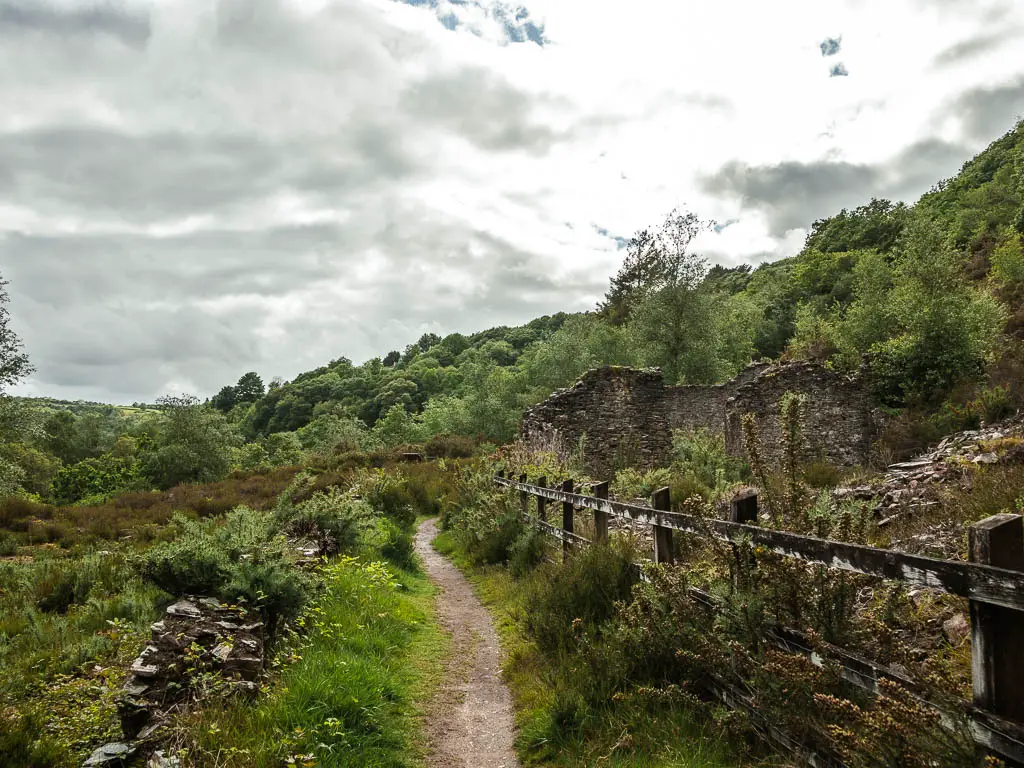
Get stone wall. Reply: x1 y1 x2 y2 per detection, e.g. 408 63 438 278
520 361 874 475
724 361 875 468
521 367 673 477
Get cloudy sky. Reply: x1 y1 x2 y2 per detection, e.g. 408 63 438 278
3 0 1023 404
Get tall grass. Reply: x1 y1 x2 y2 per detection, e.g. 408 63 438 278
167 554 446 767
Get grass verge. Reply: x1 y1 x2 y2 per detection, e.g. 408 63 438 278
432 531 748 768
166 553 447 768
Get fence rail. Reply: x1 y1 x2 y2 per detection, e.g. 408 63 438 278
494 472 1024 766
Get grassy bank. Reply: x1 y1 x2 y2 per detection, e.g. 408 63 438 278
432 531 747 768
167 552 447 767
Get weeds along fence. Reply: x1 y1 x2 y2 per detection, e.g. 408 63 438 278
494 472 1024 767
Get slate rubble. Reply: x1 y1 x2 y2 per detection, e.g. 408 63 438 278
85 596 265 767
834 414 1024 523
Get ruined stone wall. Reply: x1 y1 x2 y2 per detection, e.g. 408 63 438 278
521 367 672 477
724 361 874 467
521 361 874 475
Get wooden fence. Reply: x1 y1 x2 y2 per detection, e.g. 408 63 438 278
494 472 1024 766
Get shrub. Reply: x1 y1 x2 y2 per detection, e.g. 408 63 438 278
140 506 312 635
508 526 549 577
524 539 638 656
611 468 673 501
279 485 374 556
424 434 476 459
355 469 417 529
0 530 18 556
378 519 416 571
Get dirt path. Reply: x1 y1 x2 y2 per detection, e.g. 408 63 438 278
415 518 520 768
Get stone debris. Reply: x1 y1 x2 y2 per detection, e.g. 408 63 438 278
834 413 1024 521
108 596 264 760
83 743 135 767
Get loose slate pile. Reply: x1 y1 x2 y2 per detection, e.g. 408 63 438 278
834 414 1024 525
83 597 264 767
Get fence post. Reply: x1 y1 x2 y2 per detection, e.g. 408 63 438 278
536 476 547 523
652 486 673 565
969 513 1024 721
730 492 758 588
592 481 610 544
731 491 758 524
519 474 529 519
561 479 574 559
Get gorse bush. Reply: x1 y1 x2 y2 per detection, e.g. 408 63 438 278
524 539 639 657
378 518 416 571
140 507 313 634
275 476 374 556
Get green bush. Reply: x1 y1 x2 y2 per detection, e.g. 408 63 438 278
508 526 549 577
0 715 62 768
0 531 17 556
356 469 416 529
611 467 673 500
524 540 638 656
378 519 416 571
424 433 476 459
279 486 374 555
140 506 312 634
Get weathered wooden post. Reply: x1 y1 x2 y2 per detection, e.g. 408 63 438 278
969 513 1024 721
561 479 574 559
730 491 758 588
536 476 548 523
592 481 610 544
518 474 529 519
651 486 673 565
730 491 758 525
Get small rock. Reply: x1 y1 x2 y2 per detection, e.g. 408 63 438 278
83 743 134 767
212 643 232 663
148 750 181 768
129 659 160 678
943 614 970 646
973 452 999 464
166 600 201 618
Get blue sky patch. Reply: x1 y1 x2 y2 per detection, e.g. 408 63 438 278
820 36 842 56
393 0 547 45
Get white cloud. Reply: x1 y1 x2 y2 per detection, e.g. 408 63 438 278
3 0 1024 402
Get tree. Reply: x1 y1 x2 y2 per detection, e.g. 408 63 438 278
234 372 265 403
211 385 238 413
382 350 401 367
0 276 38 497
869 217 1006 405
0 278 32 395
142 395 241 489
620 209 721 382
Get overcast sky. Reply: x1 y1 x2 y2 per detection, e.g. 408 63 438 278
3 0 1024 404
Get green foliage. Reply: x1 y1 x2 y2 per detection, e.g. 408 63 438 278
671 428 747 498
611 467 673 500
50 454 140 505
140 506 313 633
869 217 1006 405
278 485 374 555
378 518 416 571
174 555 444 768
523 540 639 657
142 395 242 489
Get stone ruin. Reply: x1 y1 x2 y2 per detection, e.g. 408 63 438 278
83 597 265 767
521 361 876 476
